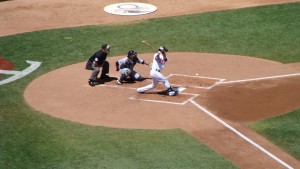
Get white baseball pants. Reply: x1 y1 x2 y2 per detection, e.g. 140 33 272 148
137 69 171 92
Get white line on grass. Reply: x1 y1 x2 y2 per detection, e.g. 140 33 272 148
0 60 42 86
189 100 293 169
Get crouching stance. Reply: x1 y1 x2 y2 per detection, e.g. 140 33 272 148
116 50 149 85
137 46 178 96
85 44 111 87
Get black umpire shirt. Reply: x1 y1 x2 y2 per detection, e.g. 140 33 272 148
88 49 108 66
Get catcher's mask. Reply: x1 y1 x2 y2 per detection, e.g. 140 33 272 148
127 50 137 57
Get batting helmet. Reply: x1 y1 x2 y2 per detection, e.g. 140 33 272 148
158 46 168 52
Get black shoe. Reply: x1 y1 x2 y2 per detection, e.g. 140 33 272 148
167 87 173 92
167 87 178 96
100 74 110 79
88 80 95 87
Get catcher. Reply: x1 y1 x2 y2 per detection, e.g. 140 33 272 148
115 50 149 85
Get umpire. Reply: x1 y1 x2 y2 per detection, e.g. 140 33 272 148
85 44 111 87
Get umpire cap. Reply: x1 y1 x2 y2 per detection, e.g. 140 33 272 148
101 44 110 51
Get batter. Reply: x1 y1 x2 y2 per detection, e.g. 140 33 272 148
137 46 177 96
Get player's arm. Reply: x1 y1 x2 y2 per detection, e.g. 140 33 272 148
162 52 168 62
93 58 99 67
138 57 149 65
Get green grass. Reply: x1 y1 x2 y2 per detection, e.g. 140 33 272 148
250 109 300 160
0 2 299 168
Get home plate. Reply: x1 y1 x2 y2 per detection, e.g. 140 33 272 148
174 87 186 93
129 87 198 105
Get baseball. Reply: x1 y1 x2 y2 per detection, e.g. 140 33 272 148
196 73 199 76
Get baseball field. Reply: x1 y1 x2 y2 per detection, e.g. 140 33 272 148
1 0 300 168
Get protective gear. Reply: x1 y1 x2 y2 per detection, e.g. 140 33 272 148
127 50 137 57
124 68 132 77
158 46 168 52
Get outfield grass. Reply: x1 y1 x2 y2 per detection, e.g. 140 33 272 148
0 2 299 168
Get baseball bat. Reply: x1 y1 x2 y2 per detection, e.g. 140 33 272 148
142 40 156 51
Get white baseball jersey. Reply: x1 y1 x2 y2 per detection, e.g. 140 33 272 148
151 51 168 71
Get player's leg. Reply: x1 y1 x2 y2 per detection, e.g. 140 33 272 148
156 73 177 96
137 79 158 93
88 65 100 86
100 61 110 79
117 68 131 85
137 70 158 93
131 70 143 81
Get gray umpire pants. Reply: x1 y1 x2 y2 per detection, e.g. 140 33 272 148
86 61 109 80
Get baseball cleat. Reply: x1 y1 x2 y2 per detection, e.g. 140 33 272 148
88 80 95 87
136 89 145 93
117 79 122 85
167 87 178 96
168 91 179 96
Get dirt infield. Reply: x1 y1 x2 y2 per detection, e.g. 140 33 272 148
2 0 300 168
24 53 300 168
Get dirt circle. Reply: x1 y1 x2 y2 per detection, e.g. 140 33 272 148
24 53 300 168
24 52 300 129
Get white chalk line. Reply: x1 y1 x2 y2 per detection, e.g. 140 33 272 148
221 73 300 84
0 70 21 74
99 84 198 105
167 74 226 89
189 100 293 169
129 93 199 105
0 60 42 86
170 73 225 81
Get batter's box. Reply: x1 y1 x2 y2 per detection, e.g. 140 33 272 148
167 74 225 89
129 92 198 105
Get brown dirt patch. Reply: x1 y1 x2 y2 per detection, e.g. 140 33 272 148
194 76 300 122
0 0 298 37
3 0 300 168
168 74 221 88
0 56 14 77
